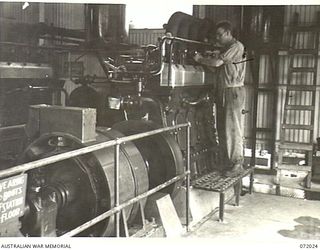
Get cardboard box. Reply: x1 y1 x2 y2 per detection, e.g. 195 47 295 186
244 148 271 169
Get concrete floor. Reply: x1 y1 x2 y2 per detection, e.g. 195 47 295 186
186 192 320 242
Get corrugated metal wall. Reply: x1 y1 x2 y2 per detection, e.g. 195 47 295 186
128 29 164 45
0 2 39 42
285 6 320 26
279 6 320 148
0 2 39 24
199 5 242 32
277 55 320 144
44 3 84 29
196 5 320 152
246 6 320 153
43 3 109 89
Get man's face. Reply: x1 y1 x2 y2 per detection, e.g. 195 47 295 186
215 27 231 46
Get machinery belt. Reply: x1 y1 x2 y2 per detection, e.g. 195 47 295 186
192 168 253 192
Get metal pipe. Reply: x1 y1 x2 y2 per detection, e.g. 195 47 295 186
0 124 25 132
168 41 173 87
39 35 84 45
249 53 258 168
182 94 209 106
163 36 212 46
0 41 87 52
59 88 69 106
0 140 116 179
149 39 166 76
116 123 188 144
114 143 120 237
36 23 85 40
0 123 189 179
185 123 191 232
26 86 69 106
0 41 135 54
96 52 110 78
60 172 188 237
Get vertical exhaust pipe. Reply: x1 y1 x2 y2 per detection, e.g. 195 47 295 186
84 4 128 78
85 4 127 46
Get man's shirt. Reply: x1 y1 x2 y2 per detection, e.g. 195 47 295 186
218 39 246 89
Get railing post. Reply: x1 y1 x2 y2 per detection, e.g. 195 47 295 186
185 122 191 232
114 142 120 237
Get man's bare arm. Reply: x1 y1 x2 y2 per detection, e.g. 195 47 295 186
194 53 224 67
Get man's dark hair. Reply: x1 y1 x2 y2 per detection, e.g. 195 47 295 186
216 21 233 34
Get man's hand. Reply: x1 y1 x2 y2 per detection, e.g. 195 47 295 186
212 50 220 58
204 50 220 58
194 51 224 67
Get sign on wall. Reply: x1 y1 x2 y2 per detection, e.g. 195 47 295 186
0 174 27 224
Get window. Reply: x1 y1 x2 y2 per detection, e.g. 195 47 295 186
126 2 192 29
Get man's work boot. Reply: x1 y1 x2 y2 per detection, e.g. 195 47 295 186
224 164 244 178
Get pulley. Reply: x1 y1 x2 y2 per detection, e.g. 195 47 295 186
113 120 184 196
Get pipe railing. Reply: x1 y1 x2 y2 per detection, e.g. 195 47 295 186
161 36 212 46
0 122 191 237
0 123 188 179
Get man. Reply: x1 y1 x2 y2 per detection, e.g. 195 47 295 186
194 21 246 177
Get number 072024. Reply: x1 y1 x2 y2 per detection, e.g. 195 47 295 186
300 244 318 248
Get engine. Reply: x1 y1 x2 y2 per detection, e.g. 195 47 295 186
69 11 218 178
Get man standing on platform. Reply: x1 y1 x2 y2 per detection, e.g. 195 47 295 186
194 21 246 177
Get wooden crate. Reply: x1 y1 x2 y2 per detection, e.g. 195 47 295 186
27 105 96 143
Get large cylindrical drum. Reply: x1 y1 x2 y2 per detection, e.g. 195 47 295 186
166 12 213 42
113 120 184 197
20 129 148 236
